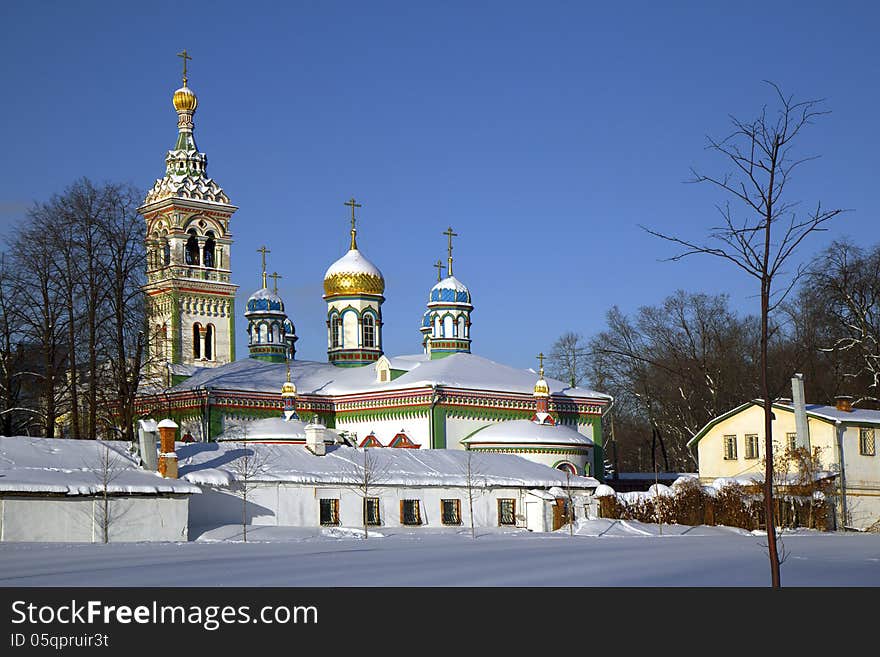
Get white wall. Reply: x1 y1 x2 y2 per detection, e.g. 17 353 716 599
0 496 190 542
189 483 577 532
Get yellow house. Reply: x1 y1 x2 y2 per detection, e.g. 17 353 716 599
688 398 880 530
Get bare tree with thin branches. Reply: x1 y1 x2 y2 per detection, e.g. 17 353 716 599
340 447 391 539
642 82 844 587
225 425 273 543
460 449 487 539
88 441 130 543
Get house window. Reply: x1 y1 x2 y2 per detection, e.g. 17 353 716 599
745 434 759 460
331 316 340 348
320 499 339 526
401 499 421 525
498 499 516 526
860 428 876 456
723 435 737 460
364 498 381 526
441 499 461 525
786 432 798 452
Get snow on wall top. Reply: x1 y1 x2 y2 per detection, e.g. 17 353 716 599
461 419 594 446
169 352 612 400
0 436 201 496
178 442 600 489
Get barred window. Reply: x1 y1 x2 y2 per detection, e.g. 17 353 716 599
363 315 375 348
331 316 341 348
860 428 876 456
441 499 461 525
723 435 737 460
364 497 381 526
786 432 798 452
745 434 759 460
401 499 421 525
320 499 339 526
498 499 516 526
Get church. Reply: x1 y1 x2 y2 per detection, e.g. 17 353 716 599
136 55 612 478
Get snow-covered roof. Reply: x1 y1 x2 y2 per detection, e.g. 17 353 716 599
461 419 594 447
0 436 200 496
216 417 341 443
324 247 383 280
169 352 612 401
178 443 600 489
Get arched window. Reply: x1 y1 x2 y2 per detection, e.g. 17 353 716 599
192 323 202 359
458 316 467 338
555 462 577 475
443 315 454 338
434 316 441 338
363 314 375 348
272 323 280 343
259 323 268 344
203 231 216 268
331 316 340 348
162 238 171 266
204 324 214 360
185 229 200 266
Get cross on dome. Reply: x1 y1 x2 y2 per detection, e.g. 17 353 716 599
434 259 446 282
177 49 192 86
270 272 282 294
443 226 458 276
345 197 362 249
257 245 270 288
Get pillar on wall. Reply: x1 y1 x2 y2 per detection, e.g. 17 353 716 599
158 418 179 478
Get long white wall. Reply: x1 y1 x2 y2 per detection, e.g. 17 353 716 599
189 483 581 532
0 496 190 543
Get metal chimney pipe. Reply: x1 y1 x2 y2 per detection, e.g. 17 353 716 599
791 373 811 450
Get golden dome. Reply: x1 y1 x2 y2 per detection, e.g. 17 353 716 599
534 377 550 397
173 85 198 112
281 380 297 397
323 248 385 298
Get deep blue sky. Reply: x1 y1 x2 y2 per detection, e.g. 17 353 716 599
1 1 876 372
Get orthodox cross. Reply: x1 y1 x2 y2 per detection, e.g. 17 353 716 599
434 259 446 282
536 352 545 377
257 246 270 288
177 49 192 85
443 226 458 276
345 197 362 249
269 272 282 294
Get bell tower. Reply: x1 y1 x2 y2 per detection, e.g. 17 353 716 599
140 52 238 385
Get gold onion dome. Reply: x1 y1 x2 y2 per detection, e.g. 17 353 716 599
534 377 550 397
281 380 297 397
173 85 198 112
323 248 385 297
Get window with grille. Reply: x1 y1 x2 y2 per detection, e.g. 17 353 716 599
498 499 516 526
723 435 737 460
786 432 798 452
331 316 341 348
364 497 381 526
363 315 375 348
320 499 339 526
441 499 461 525
860 428 876 456
745 434 759 460
401 499 421 525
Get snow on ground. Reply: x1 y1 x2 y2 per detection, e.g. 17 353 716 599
1 524 878 587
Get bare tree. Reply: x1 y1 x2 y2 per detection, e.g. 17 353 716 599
88 441 130 543
643 82 844 587
804 240 880 405
460 449 487 539
225 427 272 542
547 332 589 388
340 447 390 539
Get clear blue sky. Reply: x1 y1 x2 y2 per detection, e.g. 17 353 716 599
1 1 876 372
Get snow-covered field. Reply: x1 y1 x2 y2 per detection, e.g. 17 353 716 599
1 521 878 587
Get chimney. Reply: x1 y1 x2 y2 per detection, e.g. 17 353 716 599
835 395 854 413
137 419 159 471
157 418 179 478
304 415 326 456
791 374 811 449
